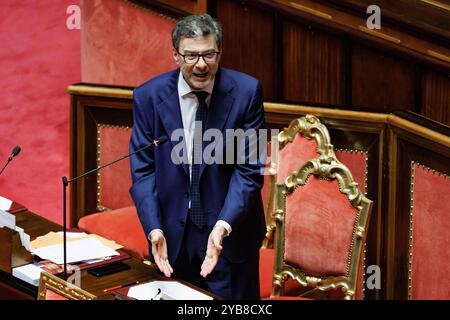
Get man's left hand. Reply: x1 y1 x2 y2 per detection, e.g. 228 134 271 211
200 225 227 277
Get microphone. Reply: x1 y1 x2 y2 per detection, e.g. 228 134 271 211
0 145 22 176
61 136 168 280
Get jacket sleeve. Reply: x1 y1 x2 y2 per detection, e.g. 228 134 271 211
218 80 266 228
129 90 162 237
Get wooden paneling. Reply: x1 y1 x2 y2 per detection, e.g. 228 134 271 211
283 20 345 105
387 121 450 299
321 0 450 45
352 45 415 111
422 70 450 126
212 0 449 126
217 0 276 99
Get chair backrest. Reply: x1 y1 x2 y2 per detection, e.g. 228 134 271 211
271 157 372 300
37 271 96 300
263 115 334 248
96 124 134 211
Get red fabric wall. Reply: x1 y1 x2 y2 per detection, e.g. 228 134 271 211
80 0 175 86
0 0 81 224
0 0 175 224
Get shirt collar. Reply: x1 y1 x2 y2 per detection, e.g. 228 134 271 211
178 72 215 98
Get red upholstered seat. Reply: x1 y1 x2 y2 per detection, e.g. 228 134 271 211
97 125 134 211
259 115 335 298
410 163 450 299
259 248 307 298
78 206 149 260
45 290 69 300
270 159 372 300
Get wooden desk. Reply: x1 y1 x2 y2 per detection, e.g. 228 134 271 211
0 211 217 300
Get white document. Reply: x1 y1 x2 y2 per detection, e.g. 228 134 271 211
128 281 213 300
12 264 43 286
31 237 119 264
0 209 15 229
0 196 12 211
56 231 88 238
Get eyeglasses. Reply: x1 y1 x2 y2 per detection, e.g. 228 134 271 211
177 50 220 64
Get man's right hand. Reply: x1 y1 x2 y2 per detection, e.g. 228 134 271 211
150 230 173 277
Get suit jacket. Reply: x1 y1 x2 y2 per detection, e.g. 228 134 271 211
129 67 266 264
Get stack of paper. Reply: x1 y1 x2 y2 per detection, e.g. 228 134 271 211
128 281 213 300
12 264 43 286
31 231 123 251
31 237 120 264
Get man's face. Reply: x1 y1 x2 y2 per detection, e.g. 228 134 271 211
173 34 221 90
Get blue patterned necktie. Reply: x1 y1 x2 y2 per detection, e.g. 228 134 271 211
190 91 208 228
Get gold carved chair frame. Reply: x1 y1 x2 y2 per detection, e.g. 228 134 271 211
271 158 373 300
37 271 96 300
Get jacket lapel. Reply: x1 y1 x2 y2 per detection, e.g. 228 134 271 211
200 69 235 178
155 71 189 176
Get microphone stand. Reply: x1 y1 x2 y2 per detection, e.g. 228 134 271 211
0 155 17 176
0 146 21 177
0 159 12 176
61 137 167 280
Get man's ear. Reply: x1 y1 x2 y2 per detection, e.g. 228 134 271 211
172 48 180 65
217 49 222 63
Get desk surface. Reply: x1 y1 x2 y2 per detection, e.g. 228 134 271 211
0 211 217 300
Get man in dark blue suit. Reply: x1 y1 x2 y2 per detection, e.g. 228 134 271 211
129 14 266 300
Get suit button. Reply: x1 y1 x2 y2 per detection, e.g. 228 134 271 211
185 192 190 198
180 220 185 227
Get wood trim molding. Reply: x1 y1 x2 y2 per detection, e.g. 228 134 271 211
67 85 133 100
357 26 401 44
420 0 450 12
387 114 450 148
427 50 450 63
264 102 388 123
288 2 332 20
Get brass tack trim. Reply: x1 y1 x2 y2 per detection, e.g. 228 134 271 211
96 123 131 212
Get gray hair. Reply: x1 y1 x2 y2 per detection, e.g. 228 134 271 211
172 14 222 50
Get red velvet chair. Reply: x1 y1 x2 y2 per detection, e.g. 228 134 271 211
263 115 336 248
260 115 335 298
269 158 372 300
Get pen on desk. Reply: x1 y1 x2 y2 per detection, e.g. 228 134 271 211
103 280 140 293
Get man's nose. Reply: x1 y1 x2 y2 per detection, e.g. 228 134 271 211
195 56 208 68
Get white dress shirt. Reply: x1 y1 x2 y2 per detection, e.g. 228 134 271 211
148 73 232 240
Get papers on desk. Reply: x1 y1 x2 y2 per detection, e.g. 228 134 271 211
128 281 213 300
31 237 119 264
31 231 123 251
12 264 43 286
